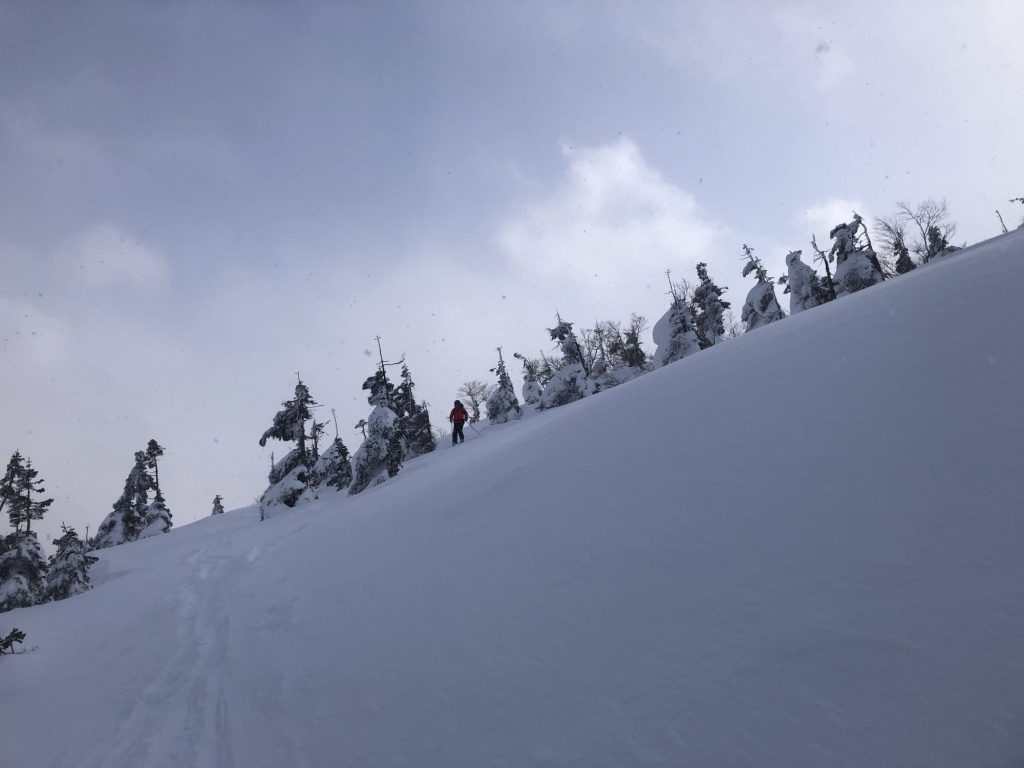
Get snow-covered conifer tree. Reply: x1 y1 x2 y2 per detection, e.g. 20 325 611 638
894 237 916 274
93 451 155 548
782 250 832 314
0 453 52 608
350 390 403 495
653 272 701 366
139 489 172 539
0 532 48 611
137 439 172 539
45 525 97 602
486 347 522 424
258 378 318 518
310 437 353 493
393 365 436 458
740 245 786 331
513 353 544 405
0 452 23 525
211 495 225 515
0 452 53 535
538 314 593 409
829 215 884 296
691 263 731 349
0 452 27 531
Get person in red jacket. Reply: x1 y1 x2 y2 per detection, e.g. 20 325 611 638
449 399 469 445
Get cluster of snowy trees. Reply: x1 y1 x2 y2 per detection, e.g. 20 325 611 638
257 349 437 519
92 440 173 549
0 452 97 613
490 262 733 417
484 202 961 421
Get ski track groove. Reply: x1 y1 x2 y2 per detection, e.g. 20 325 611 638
80 543 244 768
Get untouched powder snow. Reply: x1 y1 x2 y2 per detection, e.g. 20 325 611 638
3 230 1024 767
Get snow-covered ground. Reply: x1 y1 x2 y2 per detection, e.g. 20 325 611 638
3 230 1023 767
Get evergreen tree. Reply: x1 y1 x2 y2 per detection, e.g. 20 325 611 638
93 451 156 548
513 353 544 405
393 364 436 458
211 495 225 515
406 403 436 457
139 489 172 538
828 215 884 296
0 627 26 653
486 347 522 424
893 233 916 274
350 393 403 495
691 262 731 349
138 439 172 539
740 245 786 331
538 314 593 409
653 272 701 366
0 451 26 530
258 378 318 518
259 379 317 465
145 439 164 496
45 525 97 601
1 451 52 535
0 532 48 612
310 438 353 492
781 250 832 314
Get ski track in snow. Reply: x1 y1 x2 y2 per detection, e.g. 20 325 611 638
79 541 242 768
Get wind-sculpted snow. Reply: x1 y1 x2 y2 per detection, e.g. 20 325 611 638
3 230 1024 766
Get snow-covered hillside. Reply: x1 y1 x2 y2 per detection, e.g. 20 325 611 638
4 230 1024 767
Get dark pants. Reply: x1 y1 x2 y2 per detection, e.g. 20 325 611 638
452 421 465 444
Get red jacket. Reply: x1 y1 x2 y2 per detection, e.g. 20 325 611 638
449 406 468 423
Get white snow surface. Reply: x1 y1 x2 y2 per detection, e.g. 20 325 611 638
4 230 1024 767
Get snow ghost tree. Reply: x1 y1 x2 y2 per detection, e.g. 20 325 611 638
781 250 832 314
740 245 786 331
350 396 403 494
691 262 731 349
258 378 318 519
93 450 158 548
350 368 405 495
828 214 884 296
653 272 701 366
211 495 225 515
45 525 97 602
513 353 544 405
538 314 593 410
486 347 522 424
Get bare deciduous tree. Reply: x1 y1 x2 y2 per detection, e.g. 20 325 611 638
457 380 494 423
893 199 957 263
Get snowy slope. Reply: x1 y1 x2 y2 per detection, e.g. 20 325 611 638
4 230 1024 767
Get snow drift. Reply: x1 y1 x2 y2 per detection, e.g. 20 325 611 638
3 230 1024 767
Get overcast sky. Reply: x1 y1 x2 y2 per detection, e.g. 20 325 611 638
2 1 1022 544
